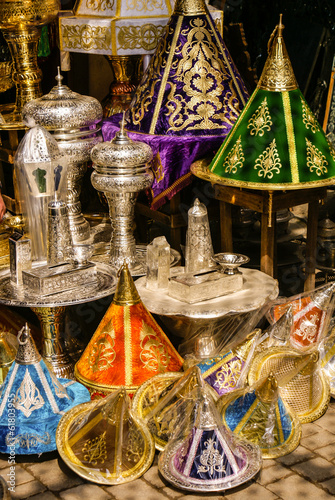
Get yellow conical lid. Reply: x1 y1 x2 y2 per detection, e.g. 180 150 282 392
113 262 141 306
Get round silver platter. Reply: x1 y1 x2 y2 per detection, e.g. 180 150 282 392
135 267 279 319
0 262 118 308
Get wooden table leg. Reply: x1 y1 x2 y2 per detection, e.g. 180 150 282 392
260 211 276 277
304 199 319 291
219 200 233 252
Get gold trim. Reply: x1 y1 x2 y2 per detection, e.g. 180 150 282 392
116 0 121 18
201 352 236 378
149 15 183 134
56 401 155 484
74 364 138 394
207 14 247 108
192 157 335 190
124 306 132 387
248 347 330 424
282 91 299 183
218 385 302 459
210 92 256 172
111 19 117 54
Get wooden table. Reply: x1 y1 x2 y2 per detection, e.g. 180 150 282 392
214 185 328 291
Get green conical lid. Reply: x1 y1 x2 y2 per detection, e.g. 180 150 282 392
192 15 335 190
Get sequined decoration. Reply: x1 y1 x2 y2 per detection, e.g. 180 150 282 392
140 323 171 372
197 438 226 476
254 139 281 179
247 98 272 137
88 332 116 373
14 370 45 418
306 139 328 176
222 137 244 174
130 28 169 126
294 312 322 344
82 431 108 466
50 375 71 399
301 98 319 134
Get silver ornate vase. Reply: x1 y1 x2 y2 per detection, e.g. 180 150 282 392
91 119 153 270
22 68 103 243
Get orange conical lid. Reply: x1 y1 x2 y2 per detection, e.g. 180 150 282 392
75 263 184 397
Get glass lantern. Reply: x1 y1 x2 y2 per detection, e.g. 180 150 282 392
14 125 68 260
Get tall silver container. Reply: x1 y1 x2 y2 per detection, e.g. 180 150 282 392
22 68 103 243
91 120 153 270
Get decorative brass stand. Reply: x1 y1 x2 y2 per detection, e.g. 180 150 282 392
102 55 144 117
31 305 73 379
0 0 59 127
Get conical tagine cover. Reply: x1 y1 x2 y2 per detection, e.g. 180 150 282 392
126 0 248 136
158 389 261 492
248 347 330 424
56 387 155 484
0 324 90 454
217 373 301 459
132 366 219 451
75 263 184 397
192 15 335 189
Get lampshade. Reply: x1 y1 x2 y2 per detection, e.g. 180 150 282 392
192 15 335 189
126 0 248 136
75 262 184 398
59 0 222 57
59 0 173 57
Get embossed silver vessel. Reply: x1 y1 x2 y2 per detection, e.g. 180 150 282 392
22 68 103 243
91 117 153 270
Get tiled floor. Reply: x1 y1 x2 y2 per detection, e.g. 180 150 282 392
1 400 335 499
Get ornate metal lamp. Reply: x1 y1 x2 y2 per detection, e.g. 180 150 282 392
58 0 172 116
0 0 59 128
58 0 223 117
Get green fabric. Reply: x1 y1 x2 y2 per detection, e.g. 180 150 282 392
209 88 335 189
38 26 50 58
